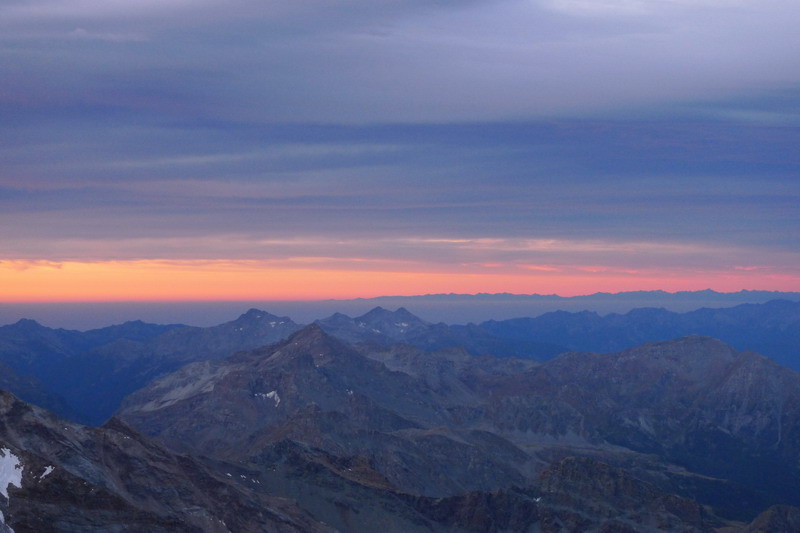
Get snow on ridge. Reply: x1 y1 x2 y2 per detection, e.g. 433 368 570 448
39 466 54 480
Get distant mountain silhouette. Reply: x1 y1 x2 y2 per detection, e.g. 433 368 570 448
481 299 800 371
316 306 566 360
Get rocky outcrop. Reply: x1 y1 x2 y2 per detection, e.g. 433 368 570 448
0 390 331 533
739 505 800 532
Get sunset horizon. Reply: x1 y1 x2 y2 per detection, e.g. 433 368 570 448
2 0 798 313
3 257 800 303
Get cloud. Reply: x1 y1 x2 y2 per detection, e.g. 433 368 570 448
2 0 799 121
3 232 798 287
1 115 797 264
0 0 798 296
68 27 147 42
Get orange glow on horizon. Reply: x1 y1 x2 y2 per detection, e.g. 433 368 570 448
2 259 799 302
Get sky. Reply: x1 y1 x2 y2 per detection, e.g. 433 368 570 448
1 0 799 302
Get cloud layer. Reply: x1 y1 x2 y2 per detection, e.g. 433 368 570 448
1 0 799 297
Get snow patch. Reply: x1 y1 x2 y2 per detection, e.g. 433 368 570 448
1 448 23 532
266 390 280 406
39 466 54 480
0 448 23 499
255 390 280 407
394 322 409 328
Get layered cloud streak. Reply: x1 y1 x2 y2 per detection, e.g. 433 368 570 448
1 0 798 298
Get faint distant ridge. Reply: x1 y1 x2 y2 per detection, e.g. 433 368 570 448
354 288 800 303
3 289 799 329
333 289 800 322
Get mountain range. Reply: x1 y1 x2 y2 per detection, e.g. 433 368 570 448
2 327 799 530
479 298 800 370
4 289 798 329
2 300 799 425
2 301 800 530
115 327 800 525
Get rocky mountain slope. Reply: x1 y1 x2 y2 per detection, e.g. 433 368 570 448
0 384 731 533
0 390 332 532
0 311 302 424
117 326 800 528
0 307 564 425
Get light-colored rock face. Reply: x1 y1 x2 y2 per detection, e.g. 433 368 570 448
119 360 233 414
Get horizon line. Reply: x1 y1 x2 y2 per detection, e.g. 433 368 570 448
3 287 800 306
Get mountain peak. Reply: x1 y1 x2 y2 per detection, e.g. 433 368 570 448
238 308 276 320
283 323 346 355
228 309 296 329
394 307 420 320
228 323 354 370
610 335 742 380
358 306 424 324
11 318 45 331
358 306 388 320
288 322 326 341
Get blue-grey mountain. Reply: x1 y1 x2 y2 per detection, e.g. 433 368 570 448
117 327 800 528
